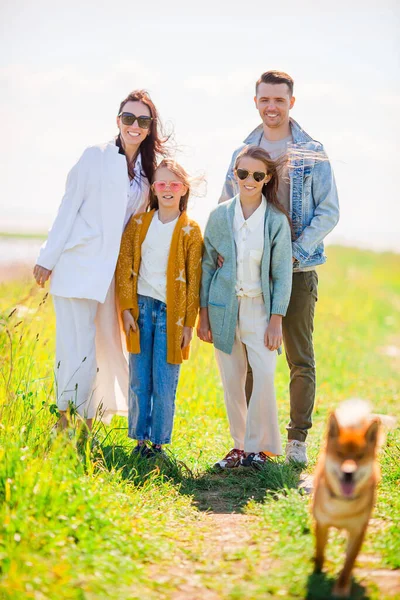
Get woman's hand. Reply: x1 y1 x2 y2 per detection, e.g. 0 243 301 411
33 264 52 288
181 326 193 349
122 310 137 337
264 314 283 351
217 254 224 269
197 307 213 343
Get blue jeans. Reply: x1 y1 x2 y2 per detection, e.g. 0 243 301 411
128 295 180 445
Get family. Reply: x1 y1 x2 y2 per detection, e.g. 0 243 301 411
33 70 339 468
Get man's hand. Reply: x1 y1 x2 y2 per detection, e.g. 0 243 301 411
181 326 193 349
217 254 224 269
33 264 52 288
264 314 283 351
197 307 213 343
122 310 137 337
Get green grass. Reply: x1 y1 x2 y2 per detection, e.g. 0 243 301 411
0 246 399 599
0 232 47 240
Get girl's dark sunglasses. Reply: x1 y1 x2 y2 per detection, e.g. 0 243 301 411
119 112 153 129
235 168 267 183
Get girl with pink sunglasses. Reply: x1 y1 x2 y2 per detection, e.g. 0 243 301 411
116 160 203 458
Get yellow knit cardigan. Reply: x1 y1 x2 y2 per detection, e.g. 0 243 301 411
116 209 203 365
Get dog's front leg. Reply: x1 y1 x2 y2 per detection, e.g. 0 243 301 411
333 527 367 597
314 522 328 573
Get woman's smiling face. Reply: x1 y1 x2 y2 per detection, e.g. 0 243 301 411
116 100 151 151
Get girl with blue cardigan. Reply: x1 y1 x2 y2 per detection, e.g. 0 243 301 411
198 145 293 469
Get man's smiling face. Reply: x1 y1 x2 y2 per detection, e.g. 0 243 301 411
254 82 295 130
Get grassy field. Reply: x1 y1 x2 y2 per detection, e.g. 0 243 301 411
0 233 47 240
0 246 399 600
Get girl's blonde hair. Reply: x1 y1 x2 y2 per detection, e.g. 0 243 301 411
149 159 191 213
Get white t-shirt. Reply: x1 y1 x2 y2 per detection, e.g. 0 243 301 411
137 211 178 303
233 197 266 298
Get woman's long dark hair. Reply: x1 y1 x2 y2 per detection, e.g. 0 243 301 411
116 89 168 183
234 145 291 226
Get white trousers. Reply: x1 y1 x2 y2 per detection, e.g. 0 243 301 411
53 277 128 421
215 295 282 455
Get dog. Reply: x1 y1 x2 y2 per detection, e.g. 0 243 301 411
312 399 381 598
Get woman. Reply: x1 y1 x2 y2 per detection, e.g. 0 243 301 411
198 145 292 468
33 90 167 428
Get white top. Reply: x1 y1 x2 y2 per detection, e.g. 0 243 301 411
124 154 150 227
138 211 178 303
233 196 266 298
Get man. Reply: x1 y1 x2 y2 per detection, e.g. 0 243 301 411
219 70 339 464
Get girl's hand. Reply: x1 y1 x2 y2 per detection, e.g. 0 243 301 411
181 326 193 349
217 254 224 269
33 264 52 288
197 307 213 343
264 314 283 351
122 310 137 337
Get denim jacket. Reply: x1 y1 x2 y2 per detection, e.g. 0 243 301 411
219 118 340 270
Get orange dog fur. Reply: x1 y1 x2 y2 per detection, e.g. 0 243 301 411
312 399 381 598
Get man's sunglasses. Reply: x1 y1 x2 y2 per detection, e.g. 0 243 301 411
119 112 153 129
235 168 267 183
153 181 185 193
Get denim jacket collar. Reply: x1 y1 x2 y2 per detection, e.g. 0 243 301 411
243 117 314 146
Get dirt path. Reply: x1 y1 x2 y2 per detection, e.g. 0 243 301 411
150 512 278 600
150 487 400 600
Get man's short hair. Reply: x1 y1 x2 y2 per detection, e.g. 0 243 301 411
255 71 294 96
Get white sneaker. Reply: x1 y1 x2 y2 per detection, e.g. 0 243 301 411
285 440 308 465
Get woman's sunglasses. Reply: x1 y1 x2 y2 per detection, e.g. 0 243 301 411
153 181 185 193
119 112 153 129
235 168 267 183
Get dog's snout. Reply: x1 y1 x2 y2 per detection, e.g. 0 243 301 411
341 459 357 475
343 472 353 483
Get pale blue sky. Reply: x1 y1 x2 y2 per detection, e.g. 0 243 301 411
1 0 399 250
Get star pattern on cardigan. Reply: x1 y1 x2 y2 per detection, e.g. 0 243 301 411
176 269 186 283
182 224 194 236
116 209 203 365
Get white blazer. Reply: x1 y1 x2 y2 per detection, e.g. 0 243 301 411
37 141 148 303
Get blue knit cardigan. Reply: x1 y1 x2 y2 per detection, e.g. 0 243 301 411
200 196 293 355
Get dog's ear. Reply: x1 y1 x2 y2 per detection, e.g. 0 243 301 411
365 418 380 446
328 413 340 438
